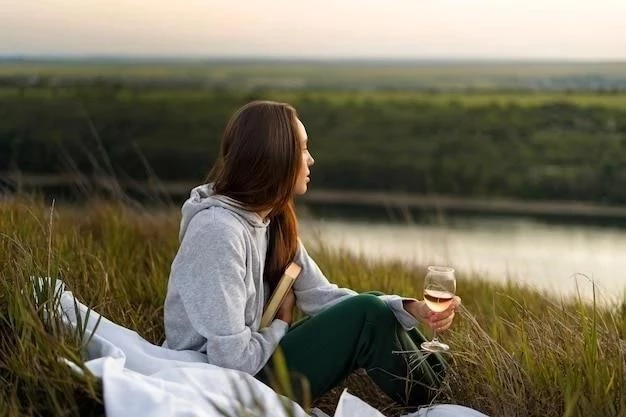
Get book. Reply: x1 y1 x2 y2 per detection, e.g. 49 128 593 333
260 262 302 328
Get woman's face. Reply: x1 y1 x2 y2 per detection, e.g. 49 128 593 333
293 118 315 196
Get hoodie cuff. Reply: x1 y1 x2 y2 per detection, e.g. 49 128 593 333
268 319 289 340
378 294 419 330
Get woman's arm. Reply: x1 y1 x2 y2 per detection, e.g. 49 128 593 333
291 239 357 316
291 239 461 330
166 213 287 375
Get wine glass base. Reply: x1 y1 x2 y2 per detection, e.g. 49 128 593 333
420 340 450 353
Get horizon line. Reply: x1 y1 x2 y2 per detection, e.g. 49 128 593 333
1 54 626 64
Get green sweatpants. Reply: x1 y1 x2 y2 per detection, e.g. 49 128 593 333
256 292 446 407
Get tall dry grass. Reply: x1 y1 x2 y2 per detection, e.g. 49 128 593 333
0 196 624 416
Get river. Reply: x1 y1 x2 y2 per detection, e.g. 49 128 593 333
300 215 626 303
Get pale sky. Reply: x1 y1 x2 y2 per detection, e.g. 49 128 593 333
1 0 625 59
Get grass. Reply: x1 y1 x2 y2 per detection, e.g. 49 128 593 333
2 59 626 79
4 86 626 109
0 196 624 416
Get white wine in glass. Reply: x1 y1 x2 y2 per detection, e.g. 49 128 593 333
421 266 456 353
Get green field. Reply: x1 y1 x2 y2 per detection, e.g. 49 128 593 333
2 59 626 91
1 198 624 416
4 86 626 108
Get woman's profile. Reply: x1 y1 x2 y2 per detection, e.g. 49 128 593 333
163 100 460 407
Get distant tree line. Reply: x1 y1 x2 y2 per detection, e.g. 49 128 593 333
2 86 626 204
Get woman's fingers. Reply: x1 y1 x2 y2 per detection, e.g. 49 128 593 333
427 303 454 321
453 295 462 308
426 296 461 331
414 294 462 331
429 311 455 331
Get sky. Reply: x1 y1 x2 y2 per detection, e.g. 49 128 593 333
1 0 625 60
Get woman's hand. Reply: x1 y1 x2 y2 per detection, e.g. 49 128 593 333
404 296 462 332
275 289 297 325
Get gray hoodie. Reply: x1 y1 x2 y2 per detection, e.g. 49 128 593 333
163 184 418 375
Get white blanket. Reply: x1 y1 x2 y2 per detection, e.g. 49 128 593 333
55 281 487 417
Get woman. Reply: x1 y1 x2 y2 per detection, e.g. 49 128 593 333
163 100 460 407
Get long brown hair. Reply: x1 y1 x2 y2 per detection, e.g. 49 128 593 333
207 100 301 291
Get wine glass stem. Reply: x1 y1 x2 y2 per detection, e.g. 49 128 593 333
432 330 439 343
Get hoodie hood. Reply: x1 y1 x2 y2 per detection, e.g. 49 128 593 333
179 183 269 241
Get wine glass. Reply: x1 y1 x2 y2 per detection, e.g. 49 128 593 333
420 266 456 353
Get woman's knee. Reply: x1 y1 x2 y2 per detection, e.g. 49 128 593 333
362 290 385 297
350 294 395 324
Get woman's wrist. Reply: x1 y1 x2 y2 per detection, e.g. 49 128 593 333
276 311 292 325
403 299 428 323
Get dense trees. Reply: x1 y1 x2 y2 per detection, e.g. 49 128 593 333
2 86 626 203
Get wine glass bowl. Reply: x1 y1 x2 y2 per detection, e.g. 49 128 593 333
421 266 456 353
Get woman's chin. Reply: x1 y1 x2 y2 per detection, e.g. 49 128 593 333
294 184 308 196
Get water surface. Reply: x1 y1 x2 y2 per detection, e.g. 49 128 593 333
301 216 626 303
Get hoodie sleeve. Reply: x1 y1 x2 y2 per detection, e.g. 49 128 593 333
168 214 287 375
292 239 419 329
292 238 357 316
